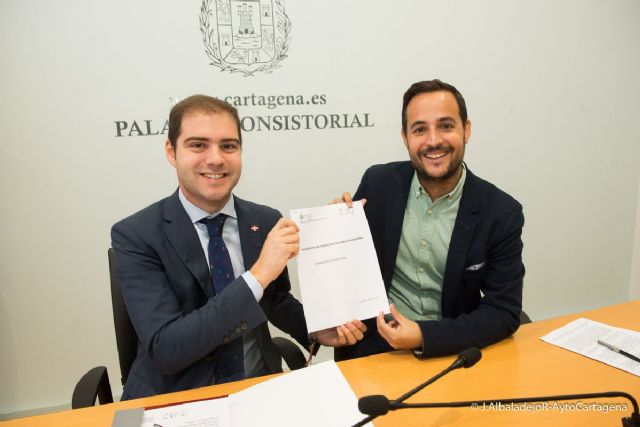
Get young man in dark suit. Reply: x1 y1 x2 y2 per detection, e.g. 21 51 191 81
112 95 365 399
334 80 525 360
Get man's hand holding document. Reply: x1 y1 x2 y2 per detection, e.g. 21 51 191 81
290 201 389 333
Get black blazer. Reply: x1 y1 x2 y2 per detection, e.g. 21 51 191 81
112 191 309 399
337 162 524 359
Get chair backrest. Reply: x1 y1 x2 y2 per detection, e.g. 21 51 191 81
71 366 113 409
108 248 139 386
519 310 532 324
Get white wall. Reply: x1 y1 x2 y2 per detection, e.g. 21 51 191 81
1 0 639 415
630 175 640 300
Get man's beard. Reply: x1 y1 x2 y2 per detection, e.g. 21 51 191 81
411 143 465 183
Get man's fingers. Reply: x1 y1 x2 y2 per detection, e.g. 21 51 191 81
289 245 300 259
389 303 398 316
329 193 369 209
341 192 354 207
343 321 364 341
352 319 367 334
342 324 361 345
336 325 351 345
389 303 405 323
276 218 299 231
281 233 299 244
329 192 355 206
377 312 392 339
270 219 299 241
335 324 346 344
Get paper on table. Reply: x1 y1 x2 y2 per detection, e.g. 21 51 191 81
290 201 389 332
132 362 370 427
229 361 372 427
140 398 230 427
540 317 640 376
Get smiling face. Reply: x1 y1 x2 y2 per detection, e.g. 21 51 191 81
402 90 471 192
165 111 242 213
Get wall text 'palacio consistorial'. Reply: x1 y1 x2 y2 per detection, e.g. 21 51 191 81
113 93 374 138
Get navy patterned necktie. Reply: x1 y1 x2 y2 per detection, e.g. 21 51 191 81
200 214 245 383
201 214 234 294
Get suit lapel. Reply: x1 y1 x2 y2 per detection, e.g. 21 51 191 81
442 169 480 310
234 197 263 270
162 190 214 298
384 163 414 285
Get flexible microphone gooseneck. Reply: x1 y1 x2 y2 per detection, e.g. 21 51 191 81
351 347 481 427
358 391 640 426
396 347 481 402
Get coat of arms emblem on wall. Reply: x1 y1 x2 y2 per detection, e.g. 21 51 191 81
200 0 291 76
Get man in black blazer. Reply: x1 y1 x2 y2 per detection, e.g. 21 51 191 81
113 95 364 399
334 80 524 360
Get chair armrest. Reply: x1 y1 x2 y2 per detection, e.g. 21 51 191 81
72 366 114 409
273 337 307 371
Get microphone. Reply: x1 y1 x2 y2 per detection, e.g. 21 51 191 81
358 394 393 416
447 346 482 369
351 347 481 427
396 347 481 402
358 392 640 426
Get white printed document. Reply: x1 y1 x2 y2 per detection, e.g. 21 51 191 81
127 362 371 427
230 361 372 427
290 201 389 332
141 397 230 427
540 318 640 376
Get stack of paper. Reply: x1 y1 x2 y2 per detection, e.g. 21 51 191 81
540 318 640 376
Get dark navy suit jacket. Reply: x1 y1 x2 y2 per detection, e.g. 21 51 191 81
336 162 524 360
111 191 309 399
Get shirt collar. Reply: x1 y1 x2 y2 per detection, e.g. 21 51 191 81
178 189 237 224
412 163 467 202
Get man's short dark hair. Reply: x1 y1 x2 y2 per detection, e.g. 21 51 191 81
401 79 468 133
168 95 242 148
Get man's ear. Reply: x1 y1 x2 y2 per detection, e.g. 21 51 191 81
165 139 176 167
401 128 409 149
464 119 472 145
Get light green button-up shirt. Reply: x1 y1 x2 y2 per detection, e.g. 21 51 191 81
388 166 466 321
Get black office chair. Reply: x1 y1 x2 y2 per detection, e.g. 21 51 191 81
72 248 307 409
71 366 113 409
520 310 532 324
108 248 138 387
72 249 140 409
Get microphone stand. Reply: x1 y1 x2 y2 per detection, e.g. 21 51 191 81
376 391 640 426
351 354 474 427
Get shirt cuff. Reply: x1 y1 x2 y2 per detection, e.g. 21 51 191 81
412 328 427 358
242 271 264 302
